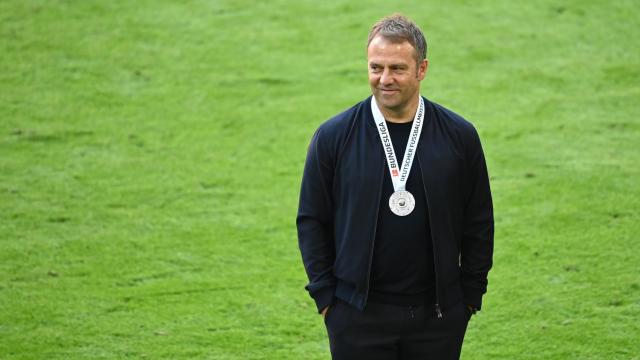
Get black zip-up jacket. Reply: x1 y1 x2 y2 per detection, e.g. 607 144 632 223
297 96 494 316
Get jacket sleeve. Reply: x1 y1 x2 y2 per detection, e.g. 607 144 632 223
297 127 337 313
460 126 494 311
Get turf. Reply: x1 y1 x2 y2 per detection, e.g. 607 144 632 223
1 0 639 359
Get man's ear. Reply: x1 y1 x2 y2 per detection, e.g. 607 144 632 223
417 59 428 80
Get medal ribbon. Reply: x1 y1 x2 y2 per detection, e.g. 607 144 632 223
371 96 425 192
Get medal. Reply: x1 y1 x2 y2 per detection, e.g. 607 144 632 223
371 96 425 216
389 190 415 216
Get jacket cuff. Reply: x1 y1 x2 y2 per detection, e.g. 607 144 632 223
462 286 484 311
311 285 336 313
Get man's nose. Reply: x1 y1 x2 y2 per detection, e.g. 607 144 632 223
380 68 394 85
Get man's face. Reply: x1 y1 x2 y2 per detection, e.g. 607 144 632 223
367 35 427 115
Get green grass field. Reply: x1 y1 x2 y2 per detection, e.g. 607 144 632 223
1 0 639 358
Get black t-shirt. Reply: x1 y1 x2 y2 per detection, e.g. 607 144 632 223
369 120 436 306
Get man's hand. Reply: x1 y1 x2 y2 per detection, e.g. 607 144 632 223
321 306 329 318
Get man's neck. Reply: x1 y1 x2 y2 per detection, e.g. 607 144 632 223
378 95 420 123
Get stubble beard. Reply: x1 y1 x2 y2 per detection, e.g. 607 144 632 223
374 89 412 115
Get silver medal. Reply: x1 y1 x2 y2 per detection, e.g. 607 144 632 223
389 190 415 216
372 96 425 217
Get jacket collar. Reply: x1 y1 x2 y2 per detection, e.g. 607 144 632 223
364 95 433 129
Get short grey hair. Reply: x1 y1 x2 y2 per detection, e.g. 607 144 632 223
367 14 428 64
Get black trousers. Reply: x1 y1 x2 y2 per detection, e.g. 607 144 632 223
324 299 471 360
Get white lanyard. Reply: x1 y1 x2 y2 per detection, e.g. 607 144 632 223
371 96 425 192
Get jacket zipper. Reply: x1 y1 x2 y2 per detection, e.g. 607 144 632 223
362 159 386 306
417 155 443 319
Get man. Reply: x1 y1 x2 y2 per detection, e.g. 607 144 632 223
297 14 493 360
